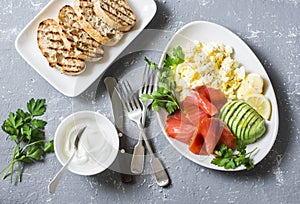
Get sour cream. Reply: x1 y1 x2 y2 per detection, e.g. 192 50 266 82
62 118 114 168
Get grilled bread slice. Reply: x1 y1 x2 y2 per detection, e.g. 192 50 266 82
37 19 86 76
58 5 104 62
93 0 136 32
74 0 123 46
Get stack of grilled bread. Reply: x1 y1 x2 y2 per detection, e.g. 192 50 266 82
37 0 136 76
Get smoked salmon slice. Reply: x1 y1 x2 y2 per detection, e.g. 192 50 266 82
182 95 209 127
165 86 233 155
194 86 227 111
165 110 196 144
194 118 236 154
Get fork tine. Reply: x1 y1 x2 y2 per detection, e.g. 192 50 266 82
147 72 156 95
133 93 142 110
141 64 148 86
140 64 148 95
141 64 154 95
125 80 142 110
118 81 131 112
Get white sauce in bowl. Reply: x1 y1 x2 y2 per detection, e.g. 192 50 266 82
63 118 114 168
54 111 119 175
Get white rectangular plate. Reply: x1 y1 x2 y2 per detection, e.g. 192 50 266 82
15 0 157 97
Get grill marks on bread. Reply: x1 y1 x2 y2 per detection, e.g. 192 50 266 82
74 0 123 46
93 0 136 32
37 0 136 76
58 5 104 62
37 19 86 75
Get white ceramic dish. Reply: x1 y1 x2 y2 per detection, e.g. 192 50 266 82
54 111 119 176
157 21 279 171
15 0 157 97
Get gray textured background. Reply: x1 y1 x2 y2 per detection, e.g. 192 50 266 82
0 0 300 203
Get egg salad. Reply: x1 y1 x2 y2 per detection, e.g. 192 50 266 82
173 41 245 100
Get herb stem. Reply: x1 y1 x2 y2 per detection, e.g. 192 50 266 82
20 140 48 154
18 161 21 182
1 163 12 179
245 147 258 156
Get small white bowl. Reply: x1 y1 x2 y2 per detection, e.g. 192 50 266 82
54 111 119 176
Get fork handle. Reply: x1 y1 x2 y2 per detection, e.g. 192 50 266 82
137 123 154 155
130 107 147 174
130 139 145 174
150 157 170 187
137 124 169 187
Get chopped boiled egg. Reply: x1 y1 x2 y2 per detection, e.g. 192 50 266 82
173 41 245 100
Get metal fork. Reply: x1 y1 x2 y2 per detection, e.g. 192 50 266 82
130 64 155 174
118 80 169 187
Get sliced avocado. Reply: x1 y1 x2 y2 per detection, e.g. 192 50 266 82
236 108 256 140
228 103 249 131
231 103 252 136
249 119 266 141
219 101 235 121
240 111 260 141
223 101 244 126
243 113 263 143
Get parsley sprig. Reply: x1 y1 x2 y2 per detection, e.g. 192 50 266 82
1 98 54 183
141 46 184 114
211 144 257 170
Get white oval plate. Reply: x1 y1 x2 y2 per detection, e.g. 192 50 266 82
15 0 157 97
157 21 279 171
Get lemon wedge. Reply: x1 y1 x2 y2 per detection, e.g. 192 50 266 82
245 93 271 120
237 73 264 99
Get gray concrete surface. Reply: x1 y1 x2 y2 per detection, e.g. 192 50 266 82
0 0 299 203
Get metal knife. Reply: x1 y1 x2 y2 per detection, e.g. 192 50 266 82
104 77 133 183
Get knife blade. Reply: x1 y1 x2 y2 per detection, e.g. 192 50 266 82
104 77 133 183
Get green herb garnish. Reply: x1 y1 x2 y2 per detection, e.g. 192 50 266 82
142 46 184 114
211 144 257 170
1 98 54 183
163 46 185 67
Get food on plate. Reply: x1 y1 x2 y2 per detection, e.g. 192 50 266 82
245 93 271 120
58 5 104 62
37 0 136 75
165 109 197 144
74 0 123 46
93 0 136 32
189 118 236 155
165 85 235 154
37 19 87 76
237 73 264 99
211 144 256 170
220 100 266 145
145 42 273 170
174 41 245 101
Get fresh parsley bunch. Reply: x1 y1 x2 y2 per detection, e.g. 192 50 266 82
141 46 185 114
1 98 54 183
211 144 257 170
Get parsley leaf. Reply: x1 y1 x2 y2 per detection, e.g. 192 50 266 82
27 98 46 117
142 47 184 114
44 140 54 153
1 98 54 184
164 47 185 68
211 144 257 170
144 57 157 70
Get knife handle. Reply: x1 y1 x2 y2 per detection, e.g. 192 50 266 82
117 129 133 183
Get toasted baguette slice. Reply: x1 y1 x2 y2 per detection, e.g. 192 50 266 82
37 19 86 76
93 0 136 32
58 5 104 62
74 0 123 46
